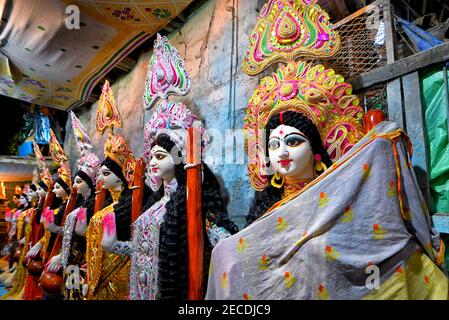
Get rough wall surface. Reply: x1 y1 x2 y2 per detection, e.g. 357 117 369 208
65 0 263 228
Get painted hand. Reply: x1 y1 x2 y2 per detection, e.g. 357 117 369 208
75 207 88 236
101 212 117 252
26 241 42 259
46 254 62 273
19 237 25 246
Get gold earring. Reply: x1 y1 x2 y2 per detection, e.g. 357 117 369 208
314 160 328 174
271 172 285 189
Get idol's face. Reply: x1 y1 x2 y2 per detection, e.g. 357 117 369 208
19 195 28 207
36 185 47 198
12 196 19 204
52 182 68 199
268 125 314 179
148 145 175 182
73 175 90 197
97 165 122 191
27 190 38 201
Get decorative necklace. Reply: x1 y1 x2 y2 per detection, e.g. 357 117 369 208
282 177 313 199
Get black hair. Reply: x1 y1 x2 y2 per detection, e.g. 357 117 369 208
245 111 332 227
55 177 71 195
101 158 128 187
75 170 95 192
101 157 132 242
30 184 37 192
38 181 48 191
20 193 30 209
153 134 239 300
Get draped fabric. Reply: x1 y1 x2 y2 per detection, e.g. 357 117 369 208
206 122 448 300
0 0 193 110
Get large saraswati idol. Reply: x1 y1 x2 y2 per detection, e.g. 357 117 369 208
242 0 364 191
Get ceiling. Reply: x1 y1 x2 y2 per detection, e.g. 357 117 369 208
0 155 56 182
0 0 193 111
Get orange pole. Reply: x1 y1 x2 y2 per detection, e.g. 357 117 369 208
131 157 146 224
186 127 204 300
94 181 107 213
40 188 78 295
363 109 386 133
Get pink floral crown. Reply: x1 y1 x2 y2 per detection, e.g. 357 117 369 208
70 111 100 185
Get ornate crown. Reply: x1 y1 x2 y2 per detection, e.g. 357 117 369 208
243 0 340 76
33 140 53 188
103 134 135 186
143 35 205 190
96 80 122 135
143 33 191 110
49 129 72 188
70 111 100 185
243 0 365 191
96 81 135 186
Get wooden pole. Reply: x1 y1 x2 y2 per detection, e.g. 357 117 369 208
31 196 45 245
94 181 107 213
131 157 146 224
186 127 204 300
39 182 55 255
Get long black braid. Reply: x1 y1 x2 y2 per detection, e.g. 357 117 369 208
153 134 238 300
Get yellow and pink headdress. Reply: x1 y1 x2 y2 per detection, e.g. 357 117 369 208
70 111 100 190
33 140 53 191
244 0 365 191
49 129 72 194
96 80 135 187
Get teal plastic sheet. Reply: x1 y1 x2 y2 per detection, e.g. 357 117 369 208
421 68 449 214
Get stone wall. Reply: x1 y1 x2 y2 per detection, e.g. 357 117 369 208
64 0 262 228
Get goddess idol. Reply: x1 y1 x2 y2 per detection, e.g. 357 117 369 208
101 34 238 300
206 0 448 300
22 142 54 300
79 80 135 300
45 111 101 300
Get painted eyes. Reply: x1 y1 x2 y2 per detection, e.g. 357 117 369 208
285 135 306 147
102 170 111 177
268 135 306 150
154 153 167 161
268 139 280 151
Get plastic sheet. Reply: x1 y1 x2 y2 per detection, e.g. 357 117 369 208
420 68 449 214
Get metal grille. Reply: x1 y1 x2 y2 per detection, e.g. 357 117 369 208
320 1 388 82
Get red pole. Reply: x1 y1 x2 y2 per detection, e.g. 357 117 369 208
186 127 204 300
131 157 146 224
94 181 107 213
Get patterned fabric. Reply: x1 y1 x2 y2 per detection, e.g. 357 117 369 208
1 208 34 300
206 122 448 300
61 209 80 269
0 0 193 110
85 193 130 300
113 179 177 300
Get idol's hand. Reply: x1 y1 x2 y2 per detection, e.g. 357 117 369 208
19 237 25 246
46 254 62 273
45 221 59 234
75 207 87 236
101 212 117 252
26 242 42 259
